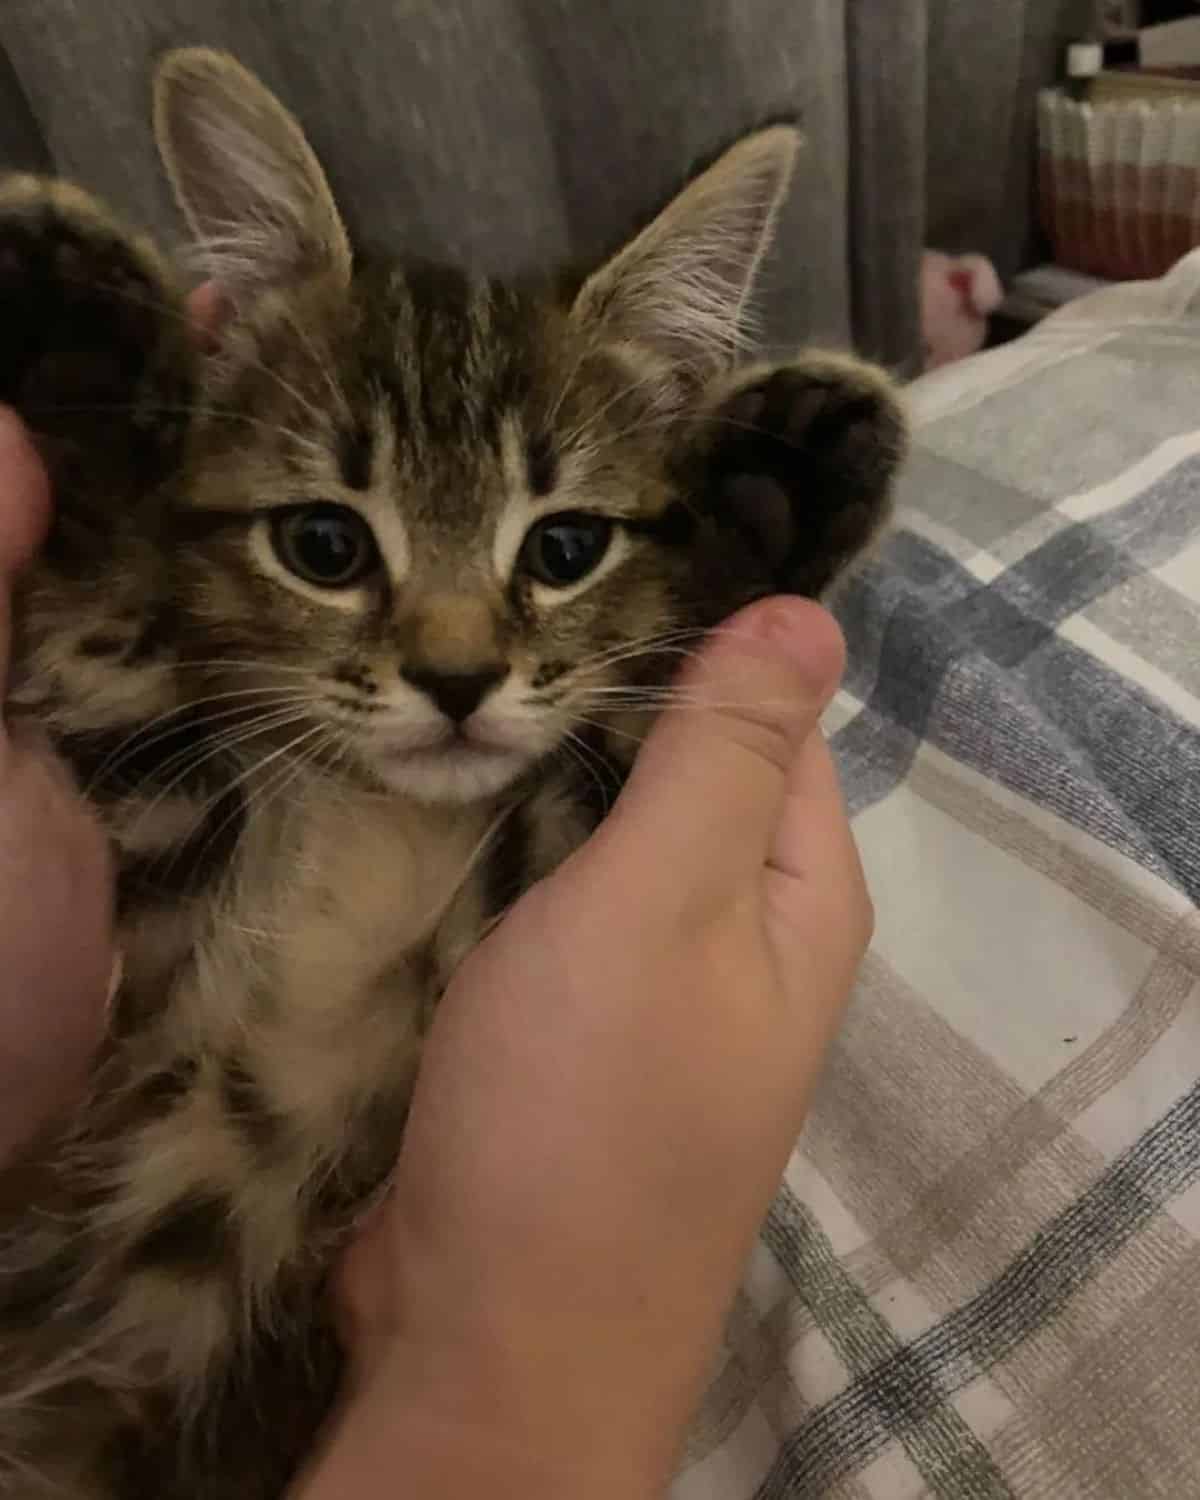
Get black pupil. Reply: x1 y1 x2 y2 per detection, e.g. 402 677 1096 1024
287 510 366 584
533 517 609 585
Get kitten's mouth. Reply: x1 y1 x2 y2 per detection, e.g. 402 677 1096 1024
371 732 532 802
388 721 512 756
394 730 508 762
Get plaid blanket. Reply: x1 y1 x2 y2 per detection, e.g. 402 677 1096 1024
675 255 1200 1499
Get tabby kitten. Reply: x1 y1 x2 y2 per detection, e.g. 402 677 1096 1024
0 48 906 1500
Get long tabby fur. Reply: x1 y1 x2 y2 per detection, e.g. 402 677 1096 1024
0 49 907 1499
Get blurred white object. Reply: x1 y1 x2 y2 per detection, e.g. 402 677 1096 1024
1067 41 1104 78
1140 17 1200 69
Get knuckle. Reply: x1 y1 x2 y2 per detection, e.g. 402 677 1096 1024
719 704 800 781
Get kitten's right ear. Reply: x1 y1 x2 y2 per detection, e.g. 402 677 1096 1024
572 126 799 383
153 48 351 308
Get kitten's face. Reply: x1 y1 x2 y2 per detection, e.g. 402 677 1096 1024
14 58 900 817
175 266 712 803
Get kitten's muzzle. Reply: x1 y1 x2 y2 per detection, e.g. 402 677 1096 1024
399 664 509 723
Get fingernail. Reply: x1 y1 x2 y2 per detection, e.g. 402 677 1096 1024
744 598 846 699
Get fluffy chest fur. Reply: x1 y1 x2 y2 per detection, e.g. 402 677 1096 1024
0 48 905 1500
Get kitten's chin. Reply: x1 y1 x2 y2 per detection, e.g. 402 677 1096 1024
370 742 533 804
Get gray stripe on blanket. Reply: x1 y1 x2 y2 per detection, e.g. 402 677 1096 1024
833 533 1200 903
762 1195 1012 1500
754 1080 1200 1497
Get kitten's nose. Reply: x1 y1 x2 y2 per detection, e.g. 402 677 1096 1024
401 665 509 722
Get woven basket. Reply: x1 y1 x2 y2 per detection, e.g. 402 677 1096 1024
1038 88 1200 280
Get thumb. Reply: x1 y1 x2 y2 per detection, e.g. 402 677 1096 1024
594 598 845 915
0 407 50 706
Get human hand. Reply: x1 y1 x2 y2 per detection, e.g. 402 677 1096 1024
0 409 113 1161
299 597 869 1499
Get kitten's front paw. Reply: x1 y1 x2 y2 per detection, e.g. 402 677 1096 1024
693 354 908 597
0 176 192 487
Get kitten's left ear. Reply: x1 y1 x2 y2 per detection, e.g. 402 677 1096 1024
153 48 352 309
572 126 800 381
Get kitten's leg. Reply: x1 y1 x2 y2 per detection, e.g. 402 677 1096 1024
0 180 199 1500
0 177 197 804
0 176 195 519
686 353 909 598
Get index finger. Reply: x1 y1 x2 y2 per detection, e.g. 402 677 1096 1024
0 407 51 702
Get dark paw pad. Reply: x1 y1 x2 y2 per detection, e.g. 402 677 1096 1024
0 178 191 486
697 356 908 597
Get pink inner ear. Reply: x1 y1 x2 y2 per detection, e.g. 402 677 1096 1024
186 281 232 350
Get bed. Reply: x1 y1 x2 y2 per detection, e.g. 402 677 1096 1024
675 255 1200 1499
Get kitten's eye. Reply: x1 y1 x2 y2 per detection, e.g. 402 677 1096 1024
519 513 613 588
270 504 379 589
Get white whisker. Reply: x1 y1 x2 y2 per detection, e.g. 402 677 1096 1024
84 688 315 792
170 659 333 677
124 706 315 839
171 721 334 890
567 713 648 748
556 728 620 804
